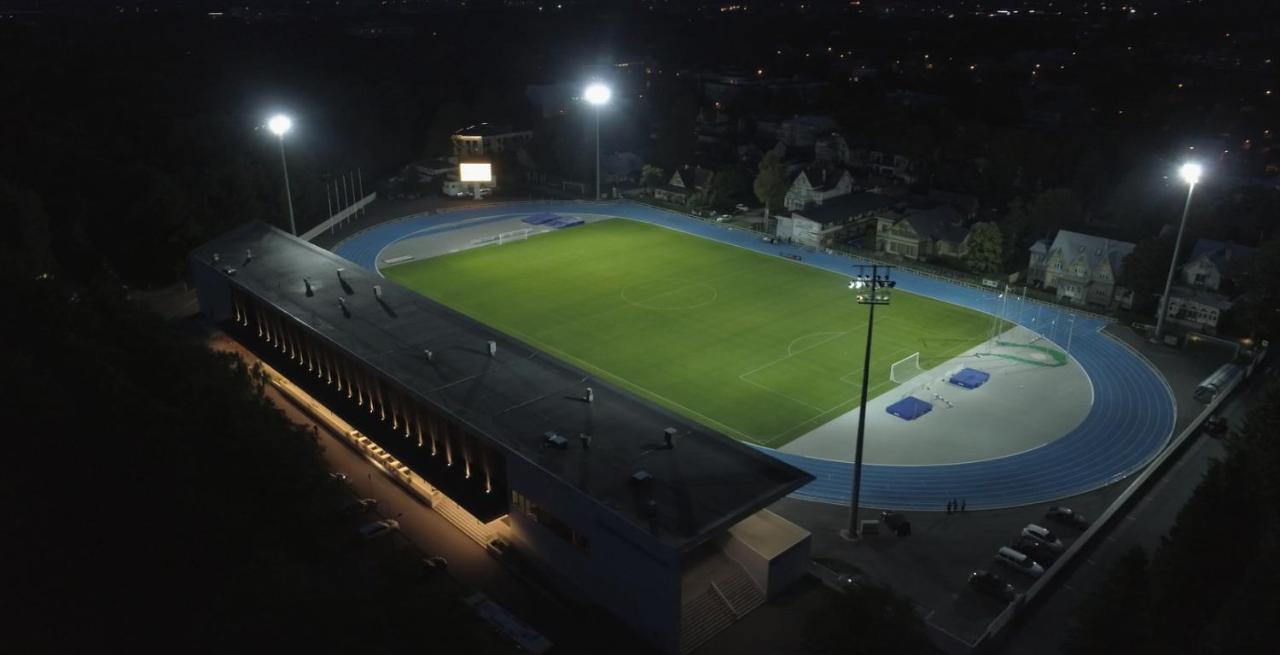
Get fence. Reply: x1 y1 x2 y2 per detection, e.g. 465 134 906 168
299 192 377 242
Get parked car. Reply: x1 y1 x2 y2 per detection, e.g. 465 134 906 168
1045 506 1089 529
880 511 911 536
328 472 348 482
358 519 400 540
734 203 750 213
715 214 732 222
342 498 379 514
1012 536 1059 564
1203 415 1228 437
1021 524 1064 551
422 556 449 572
995 546 1044 578
968 570 1017 601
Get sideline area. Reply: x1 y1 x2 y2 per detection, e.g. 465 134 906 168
334 200 1175 511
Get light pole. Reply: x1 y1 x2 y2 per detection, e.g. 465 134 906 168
267 114 297 235
1153 162 1203 342
583 82 611 200
843 265 895 539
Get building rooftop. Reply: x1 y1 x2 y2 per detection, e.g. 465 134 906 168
791 192 894 225
1034 229 1136 273
1186 239 1257 280
192 222 813 551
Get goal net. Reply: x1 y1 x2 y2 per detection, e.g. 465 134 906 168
890 352 926 384
497 228 530 245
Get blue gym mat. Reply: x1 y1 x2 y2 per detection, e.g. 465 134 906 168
887 396 933 420
949 367 991 389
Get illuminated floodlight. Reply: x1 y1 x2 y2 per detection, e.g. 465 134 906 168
459 162 493 182
1179 162 1203 185
267 114 293 137
583 82 612 106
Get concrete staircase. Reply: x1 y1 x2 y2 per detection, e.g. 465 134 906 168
679 561 764 654
430 493 496 547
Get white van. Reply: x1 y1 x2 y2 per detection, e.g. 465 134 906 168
996 546 1044 577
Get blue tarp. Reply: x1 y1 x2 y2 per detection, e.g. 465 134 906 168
949 367 991 389
886 396 933 421
523 212 562 226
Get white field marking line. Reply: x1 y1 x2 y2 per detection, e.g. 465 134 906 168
469 316 770 444
618 282 719 310
738 331 849 381
739 376 829 413
765 335 985 446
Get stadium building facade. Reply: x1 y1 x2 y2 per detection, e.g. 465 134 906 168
190 222 814 653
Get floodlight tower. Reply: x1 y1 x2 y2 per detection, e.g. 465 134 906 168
1153 162 1203 342
267 114 297 236
583 82 612 201
843 264 895 539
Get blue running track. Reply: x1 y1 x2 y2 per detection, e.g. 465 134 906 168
335 201 1175 510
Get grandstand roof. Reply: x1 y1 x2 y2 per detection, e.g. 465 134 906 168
192 222 813 551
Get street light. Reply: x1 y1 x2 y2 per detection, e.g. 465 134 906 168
843 265 895 539
1153 162 1203 342
267 113 297 236
583 82 611 200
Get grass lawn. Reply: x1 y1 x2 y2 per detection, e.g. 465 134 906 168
384 219 997 447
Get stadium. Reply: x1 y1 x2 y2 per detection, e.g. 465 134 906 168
192 200 1174 654
337 201 1175 510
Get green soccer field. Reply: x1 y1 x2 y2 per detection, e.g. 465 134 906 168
384 219 998 447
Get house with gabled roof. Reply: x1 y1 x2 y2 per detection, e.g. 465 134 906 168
776 192 894 248
1163 239 1258 334
1027 230 1135 308
783 165 854 211
875 205 973 261
652 165 714 206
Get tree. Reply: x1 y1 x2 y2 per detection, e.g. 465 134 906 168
1229 238 1280 340
1064 547 1153 655
805 583 933 654
706 166 748 209
1118 236 1176 315
640 165 666 191
964 222 1004 274
753 151 788 215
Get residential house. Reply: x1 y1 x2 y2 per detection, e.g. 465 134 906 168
1027 230 1136 308
652 166 714 205
814 132 851 164
875 205 972 261
1163 239 1257 334
777 115 838 149
775 192 894 248
851 149 917 185
783 166 854 211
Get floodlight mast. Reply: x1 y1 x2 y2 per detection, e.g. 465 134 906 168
1153 162 1203 341
268 114 297 236
583 82 611 201
844 263 894 539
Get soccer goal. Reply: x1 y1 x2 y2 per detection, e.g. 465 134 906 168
497 228 530 245
890 352 927 384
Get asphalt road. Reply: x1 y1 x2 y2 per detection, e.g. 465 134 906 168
999 367 1270 654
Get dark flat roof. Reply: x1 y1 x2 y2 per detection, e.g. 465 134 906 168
193 222 813 551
